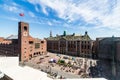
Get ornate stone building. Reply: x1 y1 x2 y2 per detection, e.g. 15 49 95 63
46 31 93 58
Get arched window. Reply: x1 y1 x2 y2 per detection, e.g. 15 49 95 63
24 26 27 31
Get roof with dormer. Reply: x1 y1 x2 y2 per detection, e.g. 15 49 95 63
46 31 91 41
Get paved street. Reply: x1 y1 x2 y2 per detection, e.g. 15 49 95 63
25 52 97 79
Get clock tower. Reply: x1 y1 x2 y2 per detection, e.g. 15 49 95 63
18 22 29 62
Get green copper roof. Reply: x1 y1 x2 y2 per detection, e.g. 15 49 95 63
46 33 91 41
63 31 66 36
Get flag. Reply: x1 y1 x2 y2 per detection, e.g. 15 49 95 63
19 13 24 16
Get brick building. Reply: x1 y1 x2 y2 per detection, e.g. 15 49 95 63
0 22 47 62
46 31 93 58
93 37 120 60
18 22 47 62
93 37 120 80
0 36 18 56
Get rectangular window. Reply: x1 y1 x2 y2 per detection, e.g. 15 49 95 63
82 41 83 44
74 41 76 44
29 41 33 44
81 45 83 49
41 41 44 43
88 45 90 49
84 45 86 49
35 43 40 49
88 41 89 44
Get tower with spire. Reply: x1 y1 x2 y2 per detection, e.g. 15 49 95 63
50 30 52 37
63 31 66 36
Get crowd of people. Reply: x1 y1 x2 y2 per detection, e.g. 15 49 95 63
27 52 97 78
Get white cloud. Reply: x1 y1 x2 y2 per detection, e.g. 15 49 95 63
0 16 19 21
47 21 52 26
28 11 35 17
3 4 17 12
2 3 24 13
9 17 19 21
27 0 120 30
42 6 48 15
35 6 39 12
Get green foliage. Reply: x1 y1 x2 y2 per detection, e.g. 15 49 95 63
57 59 65 65
57 60 73 67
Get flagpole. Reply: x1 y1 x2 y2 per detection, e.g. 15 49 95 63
19 13 24 22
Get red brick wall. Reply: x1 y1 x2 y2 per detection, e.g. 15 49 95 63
18 22 47 62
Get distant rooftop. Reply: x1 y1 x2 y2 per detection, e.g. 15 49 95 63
47 31 91 41
97 37 120 41
6 35 18 39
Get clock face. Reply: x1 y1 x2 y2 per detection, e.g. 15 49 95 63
23 32 28 36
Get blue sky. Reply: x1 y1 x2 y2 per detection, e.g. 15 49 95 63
0 0 120 40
